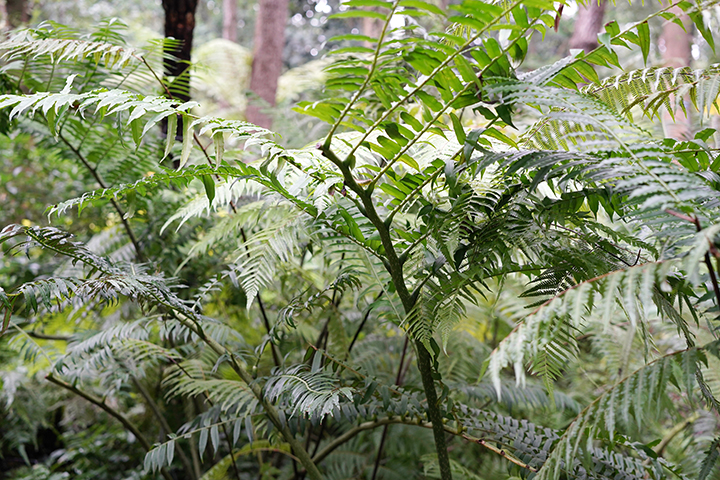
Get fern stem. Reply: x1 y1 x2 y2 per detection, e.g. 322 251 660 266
692 216 720 312
347 291 384 355
46 374 174 480
668 211 720 313
258 294 282 366
653 412 700 457
321 143 453 480
322 0 400 148
703 252 720 310
25 330 71 341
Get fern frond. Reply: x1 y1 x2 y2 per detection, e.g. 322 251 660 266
487 260 679 396
163 363 258 414
232 208 309 308
536 342 718 480
264 364 353 419
1 34 138 70
160 181 263 234
585 65 720 122
700 437 720 480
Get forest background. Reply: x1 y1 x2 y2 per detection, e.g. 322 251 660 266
1 0 720 479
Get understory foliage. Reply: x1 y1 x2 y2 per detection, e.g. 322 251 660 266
1 2 720 480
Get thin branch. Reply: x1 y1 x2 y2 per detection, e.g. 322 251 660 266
370 336 410 480
46 374 174 480
310 415 536 472
171 313 324 480
26 331 71 341
653 413 700 457
347 291 384 355
57 133 145 262
311 417 399 464
467 436 537 472
131 375 196 480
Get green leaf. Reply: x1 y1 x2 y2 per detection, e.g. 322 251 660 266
401 112 424 131
163 113 177 161
444 158 457 192
2 304 11 336
213 131 224 168
46 107 57 136
130 117 142 149
329 10 388 20
637 22 650 65
179 113 193 169
598 32 612 52
343 0 393 7
484 127 517 148
416 91 443 112
327 33 376 43
449 113 466 145
398 0 444 15
201 175 215 205
339 209 365 242
124 189 136 219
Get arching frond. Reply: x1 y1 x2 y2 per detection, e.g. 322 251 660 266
487 260 681 396
535 342 720 480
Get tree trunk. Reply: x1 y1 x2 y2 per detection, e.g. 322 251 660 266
162 0 198 102
162 0 198 169
569 0 606 52
660 4 692 140
246 0 289 129
362 14 383 47
223 0 238 42
5 0 28 29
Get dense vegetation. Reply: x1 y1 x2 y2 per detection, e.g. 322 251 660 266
1 1 720 480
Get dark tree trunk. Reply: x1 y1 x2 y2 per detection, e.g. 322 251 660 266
569 0 606 52
660 4 692 140
162 0 198 102
223 0 238 42
162 0 198 169
5 0 28 29
246 0 289 129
